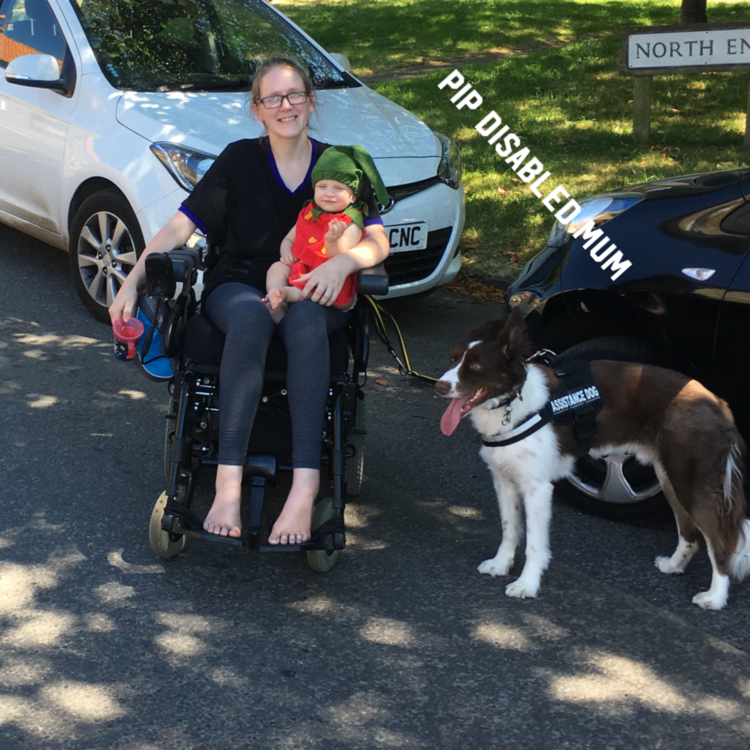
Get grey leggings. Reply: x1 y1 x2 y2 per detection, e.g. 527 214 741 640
204 282 350 468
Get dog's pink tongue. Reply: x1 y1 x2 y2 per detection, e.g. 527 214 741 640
441 397 470 436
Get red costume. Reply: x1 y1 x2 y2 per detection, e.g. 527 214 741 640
288 205 360 308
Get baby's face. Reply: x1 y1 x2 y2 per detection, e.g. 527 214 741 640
314 180 356 213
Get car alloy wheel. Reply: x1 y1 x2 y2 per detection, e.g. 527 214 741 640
553 336 671 522
69 189 144 322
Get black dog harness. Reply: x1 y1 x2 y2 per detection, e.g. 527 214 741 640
481 353 605 459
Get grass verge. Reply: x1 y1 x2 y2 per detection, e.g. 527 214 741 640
277 0 750 280
373 34 750 280
275 0 747 78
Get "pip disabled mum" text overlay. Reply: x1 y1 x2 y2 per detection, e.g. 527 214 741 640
439 70 632 281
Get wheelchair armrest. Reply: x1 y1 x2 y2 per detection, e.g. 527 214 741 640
145 246 201 300
358 263 389 297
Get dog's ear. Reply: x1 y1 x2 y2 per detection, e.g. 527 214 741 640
497 308 534 360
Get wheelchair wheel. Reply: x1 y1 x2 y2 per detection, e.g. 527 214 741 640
307 497 341 573
149 491 187 559
345 399 365 497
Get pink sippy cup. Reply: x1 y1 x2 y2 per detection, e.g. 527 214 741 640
112 317 145 361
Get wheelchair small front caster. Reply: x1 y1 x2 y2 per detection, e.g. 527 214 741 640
149 491 187 559
307 497 342 573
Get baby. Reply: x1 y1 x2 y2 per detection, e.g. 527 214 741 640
263 146 387 320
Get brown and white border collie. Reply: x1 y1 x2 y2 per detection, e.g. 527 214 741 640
436 310 750 609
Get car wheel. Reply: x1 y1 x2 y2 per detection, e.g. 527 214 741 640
69 190 144 322
553 336 672 523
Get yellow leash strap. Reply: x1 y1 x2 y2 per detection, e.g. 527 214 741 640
364 295 437 383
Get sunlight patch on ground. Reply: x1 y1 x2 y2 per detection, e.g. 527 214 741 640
93 581 136 605
26 394 58 409
13 333 101 349
107 549 164 575
2 611 76 649
360 617 414 646
447 505 484 519
288 595 362 620
41 681 126 721
548 652 750 722
0 562 59 614
0 658 46 687
83 613 116 633
344 504 383 529
473 612 569 652
290 595 336 615
345 532 388 550
153 613 213 657
117 389 147 400
473 621 532 651
208 666 248 689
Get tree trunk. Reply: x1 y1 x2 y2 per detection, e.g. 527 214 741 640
680 0 707 24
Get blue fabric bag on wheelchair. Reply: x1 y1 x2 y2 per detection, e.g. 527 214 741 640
134 295 174 382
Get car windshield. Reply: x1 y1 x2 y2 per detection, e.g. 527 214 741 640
67 0 348 92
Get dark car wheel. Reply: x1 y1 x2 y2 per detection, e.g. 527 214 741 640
554 336 672 523
69 190 144 322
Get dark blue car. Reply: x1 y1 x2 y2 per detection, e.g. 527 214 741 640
506 169 750 521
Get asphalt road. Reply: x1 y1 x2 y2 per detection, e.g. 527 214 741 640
1 223 750 750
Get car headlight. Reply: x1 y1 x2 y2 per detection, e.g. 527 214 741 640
150 142 216 192
547 193 644 247
434 133 462 189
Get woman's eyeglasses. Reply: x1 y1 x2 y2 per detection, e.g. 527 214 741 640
258 92 309 109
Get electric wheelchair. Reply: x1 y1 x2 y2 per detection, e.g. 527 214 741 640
137 245 388 572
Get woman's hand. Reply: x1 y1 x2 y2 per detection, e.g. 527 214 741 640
107 210 197 324
298 253 355 307
109 278 139 324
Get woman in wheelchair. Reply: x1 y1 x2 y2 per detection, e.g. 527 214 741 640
109 57 390 546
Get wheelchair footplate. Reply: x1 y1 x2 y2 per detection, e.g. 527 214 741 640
161 494 346 552
258 517 346 553
161 497 244 547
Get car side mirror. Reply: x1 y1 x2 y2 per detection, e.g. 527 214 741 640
329 53 352 73
6 54 71 96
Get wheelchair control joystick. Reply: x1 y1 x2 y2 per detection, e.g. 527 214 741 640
145 253 176 300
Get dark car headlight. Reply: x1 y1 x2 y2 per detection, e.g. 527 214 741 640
434 133 462 189
151 142 216 191
547 193 644 247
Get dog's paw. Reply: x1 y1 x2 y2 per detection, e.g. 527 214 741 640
692 590 727 610
505 579 539 599
478 558 512 577
655 555 684 575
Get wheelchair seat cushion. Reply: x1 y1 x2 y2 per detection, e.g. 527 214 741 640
181 314 349 378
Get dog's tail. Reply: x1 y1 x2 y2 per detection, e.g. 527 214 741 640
730 519 750 581
724 438 750 581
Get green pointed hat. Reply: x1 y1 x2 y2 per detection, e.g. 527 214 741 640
311 145 390 208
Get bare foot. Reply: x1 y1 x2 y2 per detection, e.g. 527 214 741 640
262 288 288 324
203 465 242 538
268 468 319 545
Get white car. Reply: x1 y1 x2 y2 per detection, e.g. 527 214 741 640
0 0 464 321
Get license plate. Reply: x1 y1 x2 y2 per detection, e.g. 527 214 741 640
385 222 428 252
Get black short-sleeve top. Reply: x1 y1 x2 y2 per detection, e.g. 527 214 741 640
180 138 383 298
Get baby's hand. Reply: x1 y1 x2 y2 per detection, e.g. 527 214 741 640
325 219 347 243
280 250 296 267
